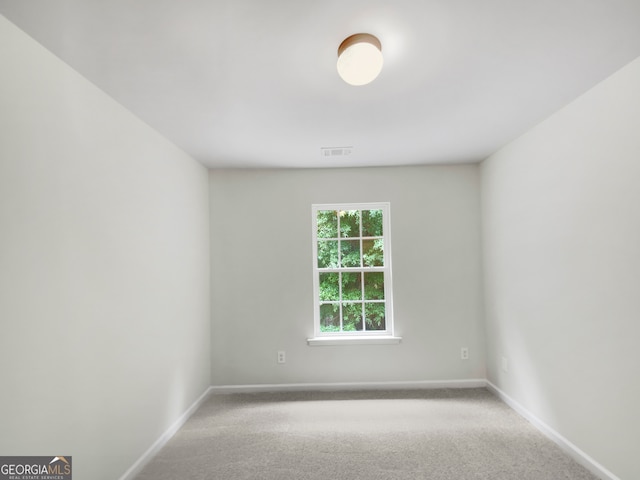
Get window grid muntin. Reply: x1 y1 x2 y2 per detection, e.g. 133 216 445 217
313 203 392 337
318 270 386 333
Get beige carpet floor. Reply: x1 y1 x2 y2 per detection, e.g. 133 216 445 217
134 388 599 480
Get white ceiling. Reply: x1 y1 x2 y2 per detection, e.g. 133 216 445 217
2 0 640 169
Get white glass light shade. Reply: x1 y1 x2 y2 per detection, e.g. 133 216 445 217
337 33 383 86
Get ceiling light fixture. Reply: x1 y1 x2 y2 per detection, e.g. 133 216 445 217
337 33 383 86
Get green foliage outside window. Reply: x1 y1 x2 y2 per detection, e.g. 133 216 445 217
316 208 387 333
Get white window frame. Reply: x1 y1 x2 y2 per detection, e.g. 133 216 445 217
309 202 397 344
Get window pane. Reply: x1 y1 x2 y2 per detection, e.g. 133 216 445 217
340 240 361 267
365 303 386 330
317 240 338 268
319 273 340 301
363 238 384 267
339 210 360 238
313 203 392 337
342 303 363 331
319 303 340 332
317 210 338 238
362 209 383 237
364 272 384 300
341 272 362 300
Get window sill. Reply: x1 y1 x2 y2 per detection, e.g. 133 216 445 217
307 336 402 346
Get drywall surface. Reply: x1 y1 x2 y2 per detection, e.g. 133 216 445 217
481 56 640 479
0 16 210 480
210 165 485 386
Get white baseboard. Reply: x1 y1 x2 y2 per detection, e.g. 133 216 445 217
118 386 213 480
486 381 619 480
209 378 487 394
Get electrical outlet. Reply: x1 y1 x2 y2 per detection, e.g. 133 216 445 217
461 347 469 360
277 351 286 364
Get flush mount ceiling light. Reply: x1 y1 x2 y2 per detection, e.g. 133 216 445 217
337 33 383 86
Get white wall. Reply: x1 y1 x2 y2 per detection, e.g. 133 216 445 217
481 56 640 480
0 16 210 480
210 166 484 386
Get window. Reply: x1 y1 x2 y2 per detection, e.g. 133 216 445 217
311 203 394 340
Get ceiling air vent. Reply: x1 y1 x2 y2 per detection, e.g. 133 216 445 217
321 146 353 158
